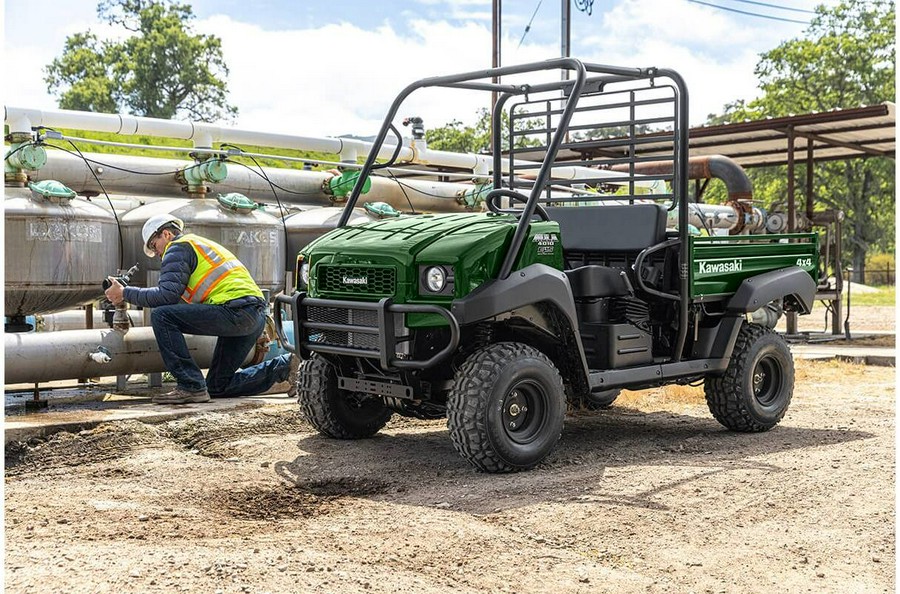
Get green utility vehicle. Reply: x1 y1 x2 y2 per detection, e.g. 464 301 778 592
275 59 817 473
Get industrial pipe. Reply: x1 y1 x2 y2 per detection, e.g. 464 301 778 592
35 309 144 332
613 155 752 201
4 327 253 385
26 149 479 212
613 155 764 234
6 106 632 186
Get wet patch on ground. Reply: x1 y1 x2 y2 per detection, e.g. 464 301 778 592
217 477 390 521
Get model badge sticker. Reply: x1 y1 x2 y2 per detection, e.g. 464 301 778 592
698 260 743 274
532 233 558 255
342 276 368 285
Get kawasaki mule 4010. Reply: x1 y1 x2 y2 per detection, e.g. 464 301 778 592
275 59 817 473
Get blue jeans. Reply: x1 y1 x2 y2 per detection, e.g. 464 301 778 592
150 301 291 397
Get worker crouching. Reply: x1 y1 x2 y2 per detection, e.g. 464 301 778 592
104 213 292 404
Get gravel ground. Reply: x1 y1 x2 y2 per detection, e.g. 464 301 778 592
5 355 895 594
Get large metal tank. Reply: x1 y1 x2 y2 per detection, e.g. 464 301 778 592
284 207 374 272
120 197 285 296
5 185 120 317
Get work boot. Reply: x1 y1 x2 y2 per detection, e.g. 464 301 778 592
152 387 211 405
286 355 301 399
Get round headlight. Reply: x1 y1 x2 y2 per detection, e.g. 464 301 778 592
425 266 446 292
300 262 310 286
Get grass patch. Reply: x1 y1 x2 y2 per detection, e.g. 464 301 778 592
844 285 895 307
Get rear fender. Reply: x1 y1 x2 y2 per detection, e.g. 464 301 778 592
726 266 816 315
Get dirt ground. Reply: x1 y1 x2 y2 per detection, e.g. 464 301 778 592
5 354 895 594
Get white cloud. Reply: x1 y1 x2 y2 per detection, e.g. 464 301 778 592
202 15 497 137
5 0 843 142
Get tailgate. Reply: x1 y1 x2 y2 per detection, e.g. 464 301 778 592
689 233 818 300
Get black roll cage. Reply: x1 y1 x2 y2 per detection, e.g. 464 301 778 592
335 58 691 363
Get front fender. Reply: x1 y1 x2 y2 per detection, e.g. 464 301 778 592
450 263 590 385
726 266 816 315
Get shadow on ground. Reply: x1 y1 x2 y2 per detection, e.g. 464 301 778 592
265 406 872 517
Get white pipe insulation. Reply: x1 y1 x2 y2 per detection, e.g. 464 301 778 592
5 106 636 186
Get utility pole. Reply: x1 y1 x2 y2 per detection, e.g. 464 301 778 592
561 0 571 81
492 0 502 114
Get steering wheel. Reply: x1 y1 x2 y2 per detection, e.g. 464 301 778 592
485 189 550 221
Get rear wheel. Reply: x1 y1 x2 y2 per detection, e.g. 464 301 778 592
447 343 566 473
704 323 794 432
298 355 393 439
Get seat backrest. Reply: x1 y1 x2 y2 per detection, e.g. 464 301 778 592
544 203 668 253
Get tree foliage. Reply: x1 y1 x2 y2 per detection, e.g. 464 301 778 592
45 0 237 122
425 108 540 154
706 0 895 278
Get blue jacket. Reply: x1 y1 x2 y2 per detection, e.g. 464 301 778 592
123 241 198 308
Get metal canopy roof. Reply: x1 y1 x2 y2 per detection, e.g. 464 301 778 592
679 103 895 168
516 103 895 169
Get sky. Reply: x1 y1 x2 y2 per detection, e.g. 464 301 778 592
2 0 842 139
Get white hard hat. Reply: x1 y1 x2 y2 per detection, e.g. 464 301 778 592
142 214 184 257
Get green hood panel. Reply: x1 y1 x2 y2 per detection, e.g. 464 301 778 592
302 212 562 310
305 212 515 266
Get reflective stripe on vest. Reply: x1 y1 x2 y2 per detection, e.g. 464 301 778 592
167 234 262 305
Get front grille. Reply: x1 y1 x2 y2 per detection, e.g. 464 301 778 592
306 305 379 351
318 264 395 297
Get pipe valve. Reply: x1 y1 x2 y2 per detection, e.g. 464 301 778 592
88 345 112 364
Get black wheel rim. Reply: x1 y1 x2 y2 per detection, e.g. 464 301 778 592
501 380 548 444
752 355 783 407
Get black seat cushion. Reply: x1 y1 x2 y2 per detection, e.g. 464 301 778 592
565 265 630 299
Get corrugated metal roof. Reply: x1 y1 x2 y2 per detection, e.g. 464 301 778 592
680 103 895 167
517 103 895 169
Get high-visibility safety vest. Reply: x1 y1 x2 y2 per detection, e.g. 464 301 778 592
165 233 264 305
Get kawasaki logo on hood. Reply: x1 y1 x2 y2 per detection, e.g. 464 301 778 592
342 276 368 285
698 260 743 274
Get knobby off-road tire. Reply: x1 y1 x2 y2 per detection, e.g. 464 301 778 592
297 355 393 439
447 342 566 473
705 323 795 432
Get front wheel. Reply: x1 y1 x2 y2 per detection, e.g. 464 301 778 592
704 323 794 432
297 355 393 439
447 343 566 473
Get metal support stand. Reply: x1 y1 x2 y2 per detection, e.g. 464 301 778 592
78 303 93 384
25 384 48 411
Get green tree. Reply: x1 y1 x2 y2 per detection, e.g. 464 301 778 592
45 0 237 122
426 108 540 153
707 0 895 280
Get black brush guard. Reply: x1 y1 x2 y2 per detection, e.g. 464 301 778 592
274 292 460 371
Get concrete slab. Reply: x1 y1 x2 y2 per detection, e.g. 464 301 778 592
5 382 295 445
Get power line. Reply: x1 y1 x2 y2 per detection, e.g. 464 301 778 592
687 0 810 24
726 0 817 14
518 0 544 49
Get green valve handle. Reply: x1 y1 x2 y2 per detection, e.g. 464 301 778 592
456 183 492 209
28 179 76 201
364 201 400 218
217 192 258 213
181 159 228 185
327 170 372 198
5 143 47 172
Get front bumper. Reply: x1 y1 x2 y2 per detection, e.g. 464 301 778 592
274 292 460 371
